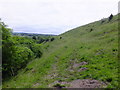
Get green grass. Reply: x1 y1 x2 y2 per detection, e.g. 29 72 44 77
2 14 119 88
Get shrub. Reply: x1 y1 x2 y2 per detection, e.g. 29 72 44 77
50 38 55 41
53 83 65 88
29 44 42 58
101 20 105 24
12 46 34 67
64 46 68 48
1 21 43 79
108 14 113 21
106 77 112 82
90 29 93 32
45 39 49 42
38 38 45 44
3 46 34 77
60 37 62 39
32 36 37 40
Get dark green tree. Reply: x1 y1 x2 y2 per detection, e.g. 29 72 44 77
50 37 55 41
108 14 113 21
32 36 37 40
1 20 42 79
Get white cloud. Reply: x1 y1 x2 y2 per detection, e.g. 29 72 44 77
0 0 119 34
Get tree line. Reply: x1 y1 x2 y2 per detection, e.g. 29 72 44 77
1 20 43 79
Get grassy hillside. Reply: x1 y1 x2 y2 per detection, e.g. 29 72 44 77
3 14 119 88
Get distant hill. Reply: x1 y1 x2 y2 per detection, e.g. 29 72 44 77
3 14 119 88
12 32 57 37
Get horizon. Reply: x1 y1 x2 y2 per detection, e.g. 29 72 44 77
11 13 118 36
0 0 119 35
12 32 57 36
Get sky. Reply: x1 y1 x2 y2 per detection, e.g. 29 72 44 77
0 0 119 35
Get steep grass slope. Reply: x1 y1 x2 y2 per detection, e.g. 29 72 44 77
3 14 119 88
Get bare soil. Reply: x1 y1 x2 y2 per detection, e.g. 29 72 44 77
50 79 107 88
68 79 107 88
49 61 107 88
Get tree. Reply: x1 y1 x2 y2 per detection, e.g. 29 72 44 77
108 14 113 21
37 38 45 44
60 37 62 39
90 29 93 32
1 20 15 78
32 36 36 40
1 20 43 79
29 44 42 58
45 39 49 42
50 38 55 41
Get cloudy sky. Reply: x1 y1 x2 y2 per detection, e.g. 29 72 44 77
0 0 119 35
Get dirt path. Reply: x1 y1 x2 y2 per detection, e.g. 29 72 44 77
68 79 107 88
49 60 107 88
50 79 107 88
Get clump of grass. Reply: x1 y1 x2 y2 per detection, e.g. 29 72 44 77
53 83 65 88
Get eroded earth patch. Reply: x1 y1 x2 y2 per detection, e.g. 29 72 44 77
50 79 107 88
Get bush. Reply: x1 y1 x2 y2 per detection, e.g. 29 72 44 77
32 36 37 40
45 39 49 42
29 44 42 58
50 38 55 41
3 46 34 77
12 46 34 67
90 29 93 32
13 46 34 69
1 20 43 79
60 37 62 39
108 14 113 21
37 38 45 44
53 83 65 88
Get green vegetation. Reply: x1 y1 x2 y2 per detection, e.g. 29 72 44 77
2 14 119 88
1 21 43 79
13 32 55 44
